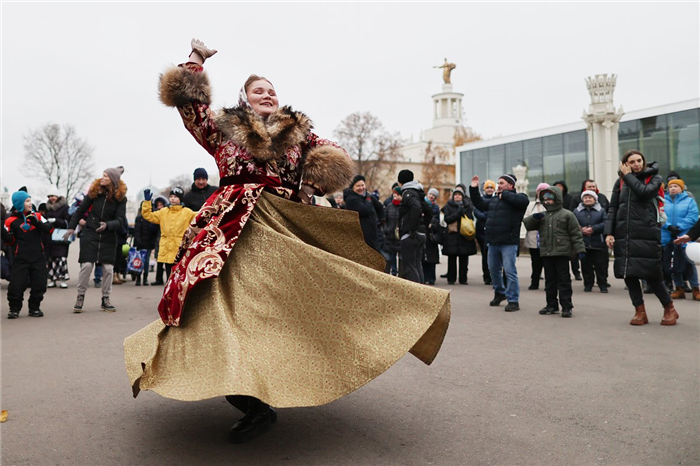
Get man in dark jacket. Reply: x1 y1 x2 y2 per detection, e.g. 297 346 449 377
470 173 529 311
183 168 218 211
398 169 432 283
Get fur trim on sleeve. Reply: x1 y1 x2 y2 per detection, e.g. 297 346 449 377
302 146 356 195
159 66 211 107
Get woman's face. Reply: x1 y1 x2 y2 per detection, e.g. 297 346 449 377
353 180 366 195
100 172 111 186
582 194 596 206
626 154 645 173
453 192 463 203
247 80 279 117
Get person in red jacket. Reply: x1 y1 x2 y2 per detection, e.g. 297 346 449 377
4 191 54 318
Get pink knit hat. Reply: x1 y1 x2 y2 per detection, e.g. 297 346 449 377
536 182 550 193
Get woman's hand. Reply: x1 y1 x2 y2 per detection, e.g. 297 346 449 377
605 235 615 249
63 229 75 241
619 161 631 176
674 235 691 245
189 38 217 64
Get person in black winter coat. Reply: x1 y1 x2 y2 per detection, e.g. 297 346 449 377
573 190 608 293
132 200 159 285
604 150 678 326
183 167 219 211
441 187 477 285
382 186 402 275
423 188 442 285
4 191 53 318
65 167 128 313
45 194 72 288
470 174 529 311
398 170 432 284
343 175 384 252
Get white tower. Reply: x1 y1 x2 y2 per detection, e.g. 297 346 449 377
582 74 624 197
422 83 464 150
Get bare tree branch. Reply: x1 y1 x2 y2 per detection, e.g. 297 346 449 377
24 123 95 200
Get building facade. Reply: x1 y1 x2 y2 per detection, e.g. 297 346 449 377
457 98 700 198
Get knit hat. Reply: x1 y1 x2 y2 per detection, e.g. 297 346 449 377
350 174 366 188
104 166 124 187
397 169 414 184
667 179 686 191
499 174 517 188
193 167 208 180
536 182 550 193
428 188 439 198
11 191 31 212
453 186 465 197
483 180 496 190
666 171 681 182
392 185 402 195
170 186 185 203
581 190 598 202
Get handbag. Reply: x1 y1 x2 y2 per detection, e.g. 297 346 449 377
459 215 476 239
51 228 74 243
126 248 148 273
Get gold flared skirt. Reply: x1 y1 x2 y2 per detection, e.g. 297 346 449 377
124 191 450 408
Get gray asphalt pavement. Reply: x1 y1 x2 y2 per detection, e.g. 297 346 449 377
1 248 699 466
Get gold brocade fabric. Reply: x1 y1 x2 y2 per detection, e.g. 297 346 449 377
124 192 450 407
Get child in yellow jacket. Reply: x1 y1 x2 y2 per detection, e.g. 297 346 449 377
141 187 195 280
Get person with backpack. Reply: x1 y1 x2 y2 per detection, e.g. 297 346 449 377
605 150 679 326
440 186 476 285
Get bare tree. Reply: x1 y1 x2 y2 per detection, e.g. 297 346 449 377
161 174 193 197
334 112 404 190
24 123 95 200
422 126 482 191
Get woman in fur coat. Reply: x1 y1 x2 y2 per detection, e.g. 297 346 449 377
124 39 450 444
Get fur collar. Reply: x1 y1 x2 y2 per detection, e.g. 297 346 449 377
87 179 127 202
47 196 67 211
213 106 313 163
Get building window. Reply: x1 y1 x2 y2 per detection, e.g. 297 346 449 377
524 138 544 197
488 145 505 182
543 134 564 185
564 130 588 195
667 108 700 195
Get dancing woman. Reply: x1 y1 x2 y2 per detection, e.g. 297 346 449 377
124 39 450 443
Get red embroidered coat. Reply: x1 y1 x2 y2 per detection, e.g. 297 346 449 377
157 63 354 326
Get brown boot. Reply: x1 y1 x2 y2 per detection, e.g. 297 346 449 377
112 275 124 285
691 286 700 301
670 286 685 299
661 301 679 326
630 304 648 326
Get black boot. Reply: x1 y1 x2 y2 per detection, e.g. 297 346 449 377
227 397 277 444
135 275 141 286
489 293 506 306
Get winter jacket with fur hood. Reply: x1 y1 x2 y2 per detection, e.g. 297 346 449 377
68 179 128 264
523 187 585 258
603 162 664 281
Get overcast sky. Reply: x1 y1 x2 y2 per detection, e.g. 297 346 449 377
2 2 698 203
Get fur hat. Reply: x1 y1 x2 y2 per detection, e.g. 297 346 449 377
667 179 685 191
350 174 366 188
193 167 208 180
398 169 414 184
170 186 185 203
12 191 31 212
581 190 598 202
483 180 496 190
104 166 125 187
499 174 517 188
428 188 439 198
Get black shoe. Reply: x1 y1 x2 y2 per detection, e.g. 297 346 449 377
561 308 573 318
28 309 44 317
528 284 539 290
583 287 592 292
459 281 468 285
600 286 608 293
427 281 435 285
489 293 506 306
73 294 85 313
150 281 164 286
7 311 19 319
135 276 141 286
504 302 520 312
439 273 448 278
101 297 116 312
574 274 582 281
228 407 277 444
538 307 558 315
683 282 692 293
484 280 492 285
447 281 455 285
